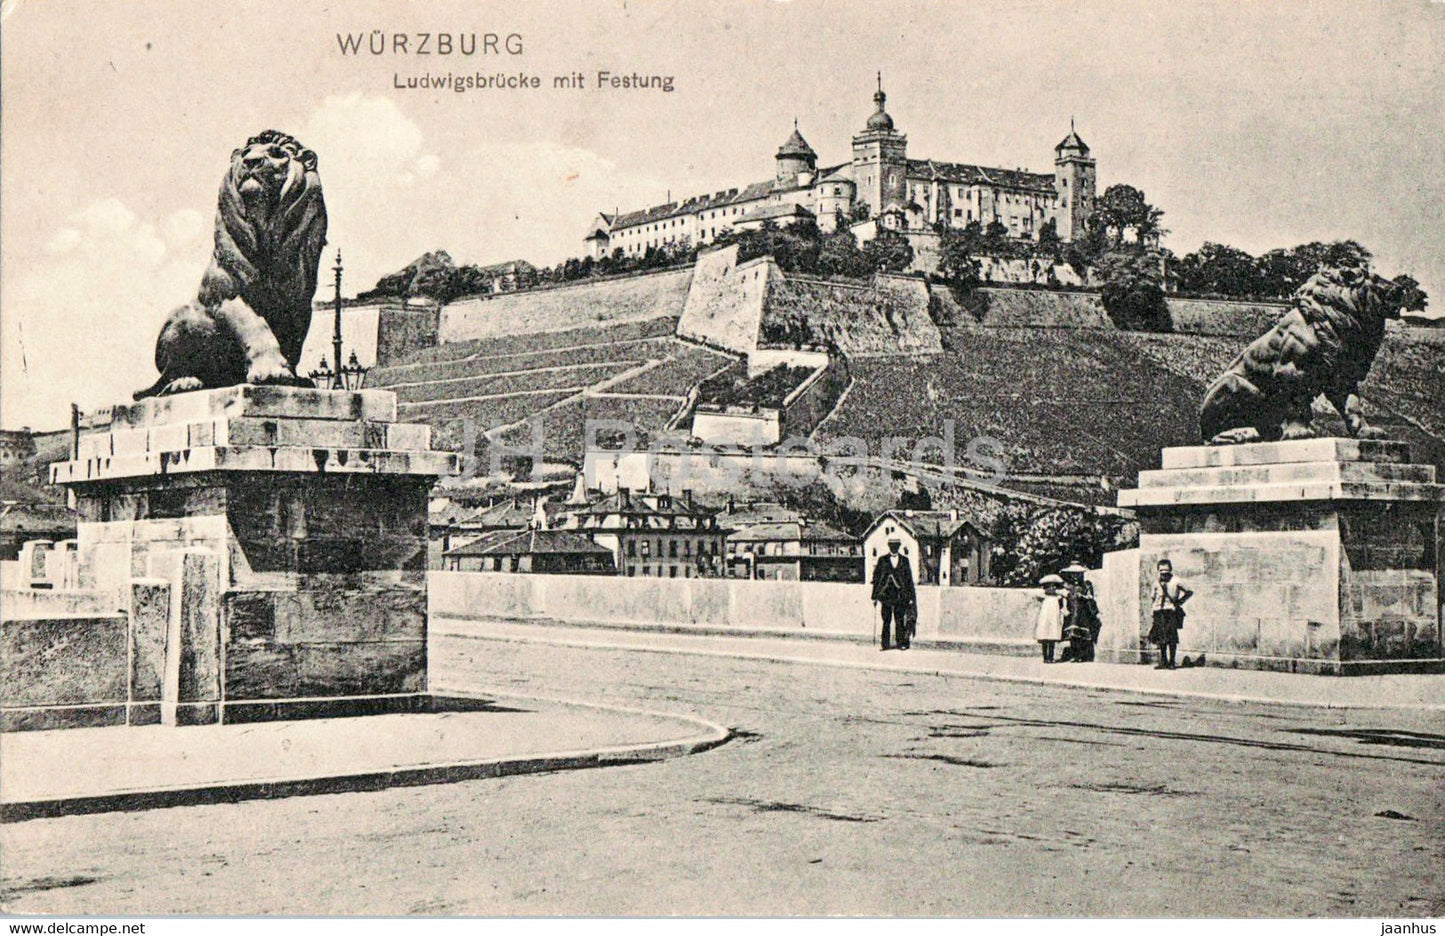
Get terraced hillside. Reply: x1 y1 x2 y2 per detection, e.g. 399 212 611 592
367 317 734 462
817 325 1445 499
971 288 1290 336
760 273 942 355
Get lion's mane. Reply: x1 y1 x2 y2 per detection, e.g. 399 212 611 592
137 130 328 398
200 129 328 368
1198 265 1400 443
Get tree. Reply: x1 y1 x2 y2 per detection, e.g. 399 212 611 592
983 220 1011 253
1035 217 1062 260
937 225 983 289
816 225 872 278
1254 240 1374 299
1177 242 1260 297
989 507 1133 587
862 230 915 273
1098 248 1170 332
1093 184 1166 247
1393 274 1428 313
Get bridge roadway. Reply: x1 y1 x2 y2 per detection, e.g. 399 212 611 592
2 623 1440 916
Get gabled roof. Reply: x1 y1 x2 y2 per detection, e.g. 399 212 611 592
572 490 717 521
739 202 816 224
609 176 798 232
723 502 802 526
456 498 563 530
905 159 1056 194
867 509 982 543
729 519 857 544
443 528 613 558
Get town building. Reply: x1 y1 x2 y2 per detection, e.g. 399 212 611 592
585 79 1095 259
0 502 77 563
0 429 37 471
562 488 729 578
862 509 994 587
726 519 863 582
441 528 615 575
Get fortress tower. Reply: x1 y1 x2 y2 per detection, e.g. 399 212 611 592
775 120 818 188
851 74 908 219
1054 120 1097 241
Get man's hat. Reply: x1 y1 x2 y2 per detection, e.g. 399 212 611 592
1039 574 1064 585
1061 563 1089 574
887 537 901 545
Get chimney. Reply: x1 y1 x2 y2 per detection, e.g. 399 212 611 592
619 487 631 510
950 508 959 522
683 489 694 508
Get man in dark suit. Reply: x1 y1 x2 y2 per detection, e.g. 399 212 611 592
871 538 917 651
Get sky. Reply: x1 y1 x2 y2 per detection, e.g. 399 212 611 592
2 0 1442 430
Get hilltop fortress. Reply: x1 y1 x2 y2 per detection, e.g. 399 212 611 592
583 78 1097 260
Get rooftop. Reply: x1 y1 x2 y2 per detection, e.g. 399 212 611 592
443 528 613 558
572 490 717 520
1055 126 1091 155
870 509 982 542
776 124 817 160
729 520 855 544
907 159 1056 194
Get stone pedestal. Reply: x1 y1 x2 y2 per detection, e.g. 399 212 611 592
52 385 459 723
1117 438 1444 675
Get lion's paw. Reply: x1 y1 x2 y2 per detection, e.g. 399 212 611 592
246 361 299 386
159 377 205 396
1354 424 1389 440
1280 422 1316 440
1208 427 1260 446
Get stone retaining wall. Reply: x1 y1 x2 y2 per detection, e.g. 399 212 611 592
430 571 1041 647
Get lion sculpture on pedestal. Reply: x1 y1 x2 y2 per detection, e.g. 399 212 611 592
1199 265 1403 445
136 130 327 398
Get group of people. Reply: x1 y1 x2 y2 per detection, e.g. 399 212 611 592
872 537 1194 670
1036 558 1193 668
1032 563 1102 663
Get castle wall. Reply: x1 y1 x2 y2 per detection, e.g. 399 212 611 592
376 303 441 366
440 267 693 344
677 248 773 354
761 273 942 356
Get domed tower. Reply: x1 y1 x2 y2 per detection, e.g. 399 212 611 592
1054 119 1096 242
776 120 818 188
851 73 908 219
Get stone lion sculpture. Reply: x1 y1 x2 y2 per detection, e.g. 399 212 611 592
1199 265 1402 444
136 130 327 398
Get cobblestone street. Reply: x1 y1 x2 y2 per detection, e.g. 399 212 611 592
3 631 1442 917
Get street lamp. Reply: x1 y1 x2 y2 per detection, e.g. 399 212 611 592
309 356 335 389
306 249 368 390
340 350 367 391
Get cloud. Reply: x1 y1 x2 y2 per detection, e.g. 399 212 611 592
303 93 441 193
1 200 209 428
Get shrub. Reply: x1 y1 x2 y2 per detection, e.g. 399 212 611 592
1098 249 1170 332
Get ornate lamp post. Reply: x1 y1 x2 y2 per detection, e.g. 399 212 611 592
330 250 344 386
309 356 334 389
309 249 367 390
340 350 366 391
